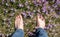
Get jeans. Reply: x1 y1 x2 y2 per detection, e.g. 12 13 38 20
12 28 48 37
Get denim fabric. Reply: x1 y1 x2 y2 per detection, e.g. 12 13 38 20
12 29 24 37
36 28 48 37
12 28 48 37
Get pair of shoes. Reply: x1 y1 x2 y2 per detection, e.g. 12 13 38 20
15 13 45 30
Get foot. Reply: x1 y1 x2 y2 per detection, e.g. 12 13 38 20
15 14 24 30
36 13 45 29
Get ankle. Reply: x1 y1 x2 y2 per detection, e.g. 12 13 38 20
17 27 24 30
36 26 45 29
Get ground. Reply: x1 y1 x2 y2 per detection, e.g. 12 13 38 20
0 0 60 37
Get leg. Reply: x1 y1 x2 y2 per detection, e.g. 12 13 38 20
12 29 24 37
36 13 48 37
36 28 48 37
12 14 24 37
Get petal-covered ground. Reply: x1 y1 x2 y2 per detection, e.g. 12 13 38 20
0 0 60 37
